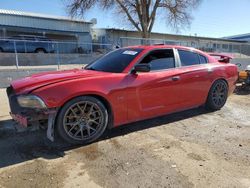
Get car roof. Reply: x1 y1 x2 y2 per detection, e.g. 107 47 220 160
126 44 209 56
127 44 197 51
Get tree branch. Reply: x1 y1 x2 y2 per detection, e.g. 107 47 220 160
115 0 142 31
67 0 202 38
148 0 160 32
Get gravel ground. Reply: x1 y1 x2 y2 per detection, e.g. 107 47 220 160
0 88 250 188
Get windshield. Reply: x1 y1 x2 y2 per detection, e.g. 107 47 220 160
85 48 143 73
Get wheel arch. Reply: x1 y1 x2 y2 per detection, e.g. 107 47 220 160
35 48 47 53
210 77 229 88
55 93 114 129
202 77 228 104
205 78 229 110
205 77 228 101
86 94 114 129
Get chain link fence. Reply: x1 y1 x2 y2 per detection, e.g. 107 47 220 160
1 37 250 70
0 39 113 87
0 38 113 69
119 37 250 57
0 37 250 87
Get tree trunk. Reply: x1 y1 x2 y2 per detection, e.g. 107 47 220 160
141 31 151 45
142 31 150 38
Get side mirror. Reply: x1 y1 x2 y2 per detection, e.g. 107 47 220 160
132 64 151 74
218 57 230 63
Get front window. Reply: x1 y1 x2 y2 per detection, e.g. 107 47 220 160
139 49 175 71
85 48 143 73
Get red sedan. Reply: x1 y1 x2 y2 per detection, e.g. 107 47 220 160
7 45 238 144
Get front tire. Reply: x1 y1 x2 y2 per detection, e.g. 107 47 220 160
56 96 108 145
206 80 228 110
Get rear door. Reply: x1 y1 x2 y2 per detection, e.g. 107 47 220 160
176 49 212 107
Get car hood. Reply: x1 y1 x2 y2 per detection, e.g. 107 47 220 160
11 69 109 94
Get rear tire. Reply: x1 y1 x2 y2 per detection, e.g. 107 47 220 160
56 96 108 145
206 80 228 110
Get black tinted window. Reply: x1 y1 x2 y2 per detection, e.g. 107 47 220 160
85 48 143 73
178 50 200 66
140 49 175 71
199 54 208 64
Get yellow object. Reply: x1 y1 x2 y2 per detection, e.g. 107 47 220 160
239 71 248 80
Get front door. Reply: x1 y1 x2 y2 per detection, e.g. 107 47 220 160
126 49 183 122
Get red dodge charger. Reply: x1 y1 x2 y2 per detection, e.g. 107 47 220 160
7 45 238 144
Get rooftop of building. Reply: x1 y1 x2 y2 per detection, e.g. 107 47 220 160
223 33 250 40
0 9 92 24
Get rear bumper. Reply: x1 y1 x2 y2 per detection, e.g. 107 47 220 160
229 84 236 95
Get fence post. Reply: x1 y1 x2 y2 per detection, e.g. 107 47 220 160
14 41 19 69
56 42 60 70
240 44 242 57
90 43 93 55
119 38 123 47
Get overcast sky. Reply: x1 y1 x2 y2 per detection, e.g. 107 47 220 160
1 0 250 38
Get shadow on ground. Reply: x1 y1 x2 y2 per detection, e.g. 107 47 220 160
0 107 210 169
234 86 250 95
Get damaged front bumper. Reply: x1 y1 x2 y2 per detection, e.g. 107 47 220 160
6 86 57 141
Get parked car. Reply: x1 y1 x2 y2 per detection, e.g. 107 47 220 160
0 35 55 53
6 45 238 144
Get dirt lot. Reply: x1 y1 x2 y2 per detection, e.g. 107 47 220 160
0 88 250 188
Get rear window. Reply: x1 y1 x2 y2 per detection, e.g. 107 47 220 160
178 50 200 66
199 54 208 64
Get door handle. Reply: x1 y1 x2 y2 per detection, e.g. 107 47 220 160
172 76 180 81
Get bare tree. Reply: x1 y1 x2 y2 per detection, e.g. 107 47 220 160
67 0 201 38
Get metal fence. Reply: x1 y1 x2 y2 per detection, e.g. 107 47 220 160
1 37 250 70
0 39 113 69
1 37 250 88
119 37 250 57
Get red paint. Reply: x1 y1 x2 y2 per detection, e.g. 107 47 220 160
10 113 28 127
11 45 238 127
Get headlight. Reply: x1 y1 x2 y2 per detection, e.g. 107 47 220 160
17 95 47 109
